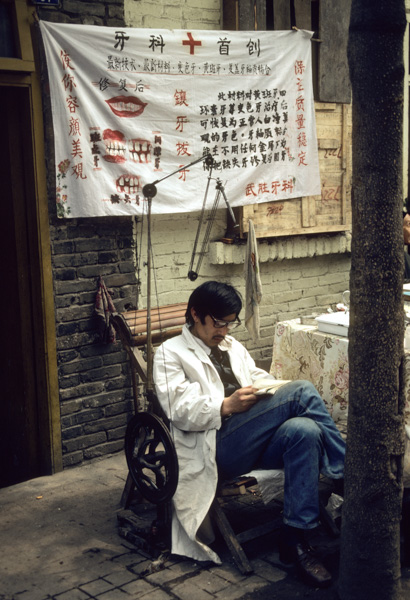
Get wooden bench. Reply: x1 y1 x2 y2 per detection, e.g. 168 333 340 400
111 302 188 414
111 303 339 575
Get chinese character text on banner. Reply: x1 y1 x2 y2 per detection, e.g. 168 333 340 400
40 22 320 218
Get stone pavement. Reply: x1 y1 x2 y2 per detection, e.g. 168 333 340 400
1 452 409 600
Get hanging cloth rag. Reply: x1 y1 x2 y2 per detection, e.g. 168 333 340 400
94 276 117 343
243 219 262 341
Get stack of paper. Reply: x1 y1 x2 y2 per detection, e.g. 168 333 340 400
315 312 349 337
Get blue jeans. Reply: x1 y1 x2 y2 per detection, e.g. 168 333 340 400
216 380 345 529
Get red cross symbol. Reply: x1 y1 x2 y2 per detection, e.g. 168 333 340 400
182 32 202 55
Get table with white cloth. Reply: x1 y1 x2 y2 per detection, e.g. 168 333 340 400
269 318 410 425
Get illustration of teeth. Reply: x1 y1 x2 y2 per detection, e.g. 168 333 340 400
116 101 131 113
119 102 127 112
107 141 125 155
117 174 140 194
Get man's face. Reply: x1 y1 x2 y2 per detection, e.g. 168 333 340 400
190 308 238 348
404 214 410 245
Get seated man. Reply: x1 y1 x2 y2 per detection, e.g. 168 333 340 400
153 280 345 588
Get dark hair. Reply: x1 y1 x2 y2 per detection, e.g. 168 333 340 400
185 281 242 326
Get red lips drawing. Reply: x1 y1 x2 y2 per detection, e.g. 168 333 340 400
105 95 147 118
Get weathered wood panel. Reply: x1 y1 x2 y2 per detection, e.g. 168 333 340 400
223 0 238 30
236 103 351 237
256 0 267 30
238 0 255 29
294 0 312 29
273 0 291 30
318 0 352 103
224 0 266 32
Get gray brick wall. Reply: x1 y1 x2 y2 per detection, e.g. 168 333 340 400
51 218 138 468
37 0 124 26
37 1 140 468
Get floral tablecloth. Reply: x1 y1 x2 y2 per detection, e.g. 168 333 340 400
270 319 410 424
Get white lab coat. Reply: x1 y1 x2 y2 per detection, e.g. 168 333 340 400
153 324 268 563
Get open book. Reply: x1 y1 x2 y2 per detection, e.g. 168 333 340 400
252 377 291 396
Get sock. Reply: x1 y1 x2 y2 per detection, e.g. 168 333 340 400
281 524 305 546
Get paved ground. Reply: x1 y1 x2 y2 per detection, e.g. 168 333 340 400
1 453 409 600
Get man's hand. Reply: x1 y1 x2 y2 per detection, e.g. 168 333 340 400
221 386 259 417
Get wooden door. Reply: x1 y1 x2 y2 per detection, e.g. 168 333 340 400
0 86 42 486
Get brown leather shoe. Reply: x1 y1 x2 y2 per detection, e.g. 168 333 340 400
279 538 332 588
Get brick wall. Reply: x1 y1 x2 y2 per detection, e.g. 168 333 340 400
38 0 125 26
51 217 138 467
124 0 221 29
37 1 139 468
136 213 351 369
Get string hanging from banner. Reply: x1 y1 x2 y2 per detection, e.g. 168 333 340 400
141 152 216 389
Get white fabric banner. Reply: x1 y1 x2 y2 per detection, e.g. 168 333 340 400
40 22 320 218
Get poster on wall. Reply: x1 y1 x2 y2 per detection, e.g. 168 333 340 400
40 22 320 218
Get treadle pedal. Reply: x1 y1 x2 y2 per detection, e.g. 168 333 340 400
221 476 258 496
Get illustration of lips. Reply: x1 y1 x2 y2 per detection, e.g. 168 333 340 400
116 173 141 195
129 138 152 163
103 129 126 163
105 95 147 118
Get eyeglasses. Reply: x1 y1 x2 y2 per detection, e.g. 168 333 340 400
209 314 241 330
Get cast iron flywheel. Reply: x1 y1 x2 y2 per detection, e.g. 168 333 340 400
124 412 179 504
